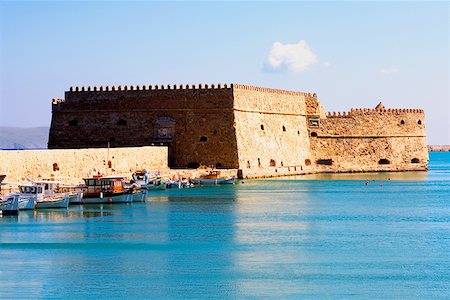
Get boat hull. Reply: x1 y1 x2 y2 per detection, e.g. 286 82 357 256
82 193 132 204
35 195 69 209
18 197 36 210
198 177 235 185
0 195 19 215
68 191 83 205
132 190 148 202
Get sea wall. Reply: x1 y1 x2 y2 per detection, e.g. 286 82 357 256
0 146 168 184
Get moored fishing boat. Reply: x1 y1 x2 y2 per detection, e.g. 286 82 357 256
0 194 19 215
17 181 70 210
194 171 235 185
82 176 132 204
131 170 166 190
131 189 148 202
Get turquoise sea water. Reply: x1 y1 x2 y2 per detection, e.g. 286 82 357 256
1 153 449 299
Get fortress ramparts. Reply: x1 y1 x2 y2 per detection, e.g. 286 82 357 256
48 83 428 178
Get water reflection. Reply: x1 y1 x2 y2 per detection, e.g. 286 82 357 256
266 171 429 181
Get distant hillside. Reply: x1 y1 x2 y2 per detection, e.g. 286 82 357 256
0 126 49 149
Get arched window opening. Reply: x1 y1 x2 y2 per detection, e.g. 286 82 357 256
108 160 112 168
117 119 127 126
400 120 405 125
378 159 390 165
282 126 286 132
260 124 265 131
200 136 208 142
52 163 59 171
297 130 300 135
310 132 318 137
187 162 200 169
216 162 222 169
305 159 311 166
316 159 333 165
281 161 284 166
247 161 251 168
270 159 276 167
411 158 420 164
418 120 422 125
68 119 78 126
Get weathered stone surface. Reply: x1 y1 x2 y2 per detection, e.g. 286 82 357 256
47 83 428 178
0 146 168 184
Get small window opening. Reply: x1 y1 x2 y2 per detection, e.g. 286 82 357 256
418 120 422 125
305 159 311 166
187 162 200 169
282 126 286 132
68 119 78 126
316 159 333 165
108 160 112 168
378 159 390 165
247 161 251 168
281 161 284 166
311 132 318 137
258 158 261 168
52 163 59 171
200 136 208 142
297 130 300 135
117 119 127 126
260 124 265 131
216 162 222 169
400 120 405 125
270 159 276 167
411 158 420 164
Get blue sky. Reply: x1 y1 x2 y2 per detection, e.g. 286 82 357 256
1 1 449 144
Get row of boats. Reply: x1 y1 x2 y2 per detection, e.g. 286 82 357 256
0 171 235 215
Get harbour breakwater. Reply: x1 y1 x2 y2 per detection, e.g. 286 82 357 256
0 146 238 186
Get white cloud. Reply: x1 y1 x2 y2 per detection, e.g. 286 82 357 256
265 40 318 72
379 67 399 75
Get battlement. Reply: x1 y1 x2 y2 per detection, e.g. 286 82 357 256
233 83 313 97
326 108 424 118
68 83 233 93
67 83 315 98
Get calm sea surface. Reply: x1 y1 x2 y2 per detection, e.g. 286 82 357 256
1 153 449 299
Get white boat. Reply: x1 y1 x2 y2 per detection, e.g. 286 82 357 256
82 176 133 204
198 177 235 185
65 190 83 204
131 170 166 190
0 194 19 215
17 181 70 210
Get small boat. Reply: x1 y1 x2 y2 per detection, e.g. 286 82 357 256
0 194 19 215
198 177 235 185
131 170 166 190
82 176 133 204
195 171 235 185
17 181 70 210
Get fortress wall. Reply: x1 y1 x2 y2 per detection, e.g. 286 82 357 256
309 109 428 172
49 85 239 169
232 86 313 178
310 136 428 172
0 146 168 184
305 93 326 118
318 109 426 136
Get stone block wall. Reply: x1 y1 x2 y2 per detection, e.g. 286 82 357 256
232 85 314 178
0 146 168 184
48 84 239 169
309 108 428 172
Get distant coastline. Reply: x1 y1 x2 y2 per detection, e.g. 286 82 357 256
428 145 450 152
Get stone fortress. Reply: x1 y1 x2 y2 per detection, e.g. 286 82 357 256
48 83 428 179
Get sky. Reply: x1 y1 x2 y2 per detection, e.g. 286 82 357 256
0 1 449 144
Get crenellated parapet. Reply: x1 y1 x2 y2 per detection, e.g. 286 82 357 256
68 83 233 93
233 83 309 97
349 108 424 114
